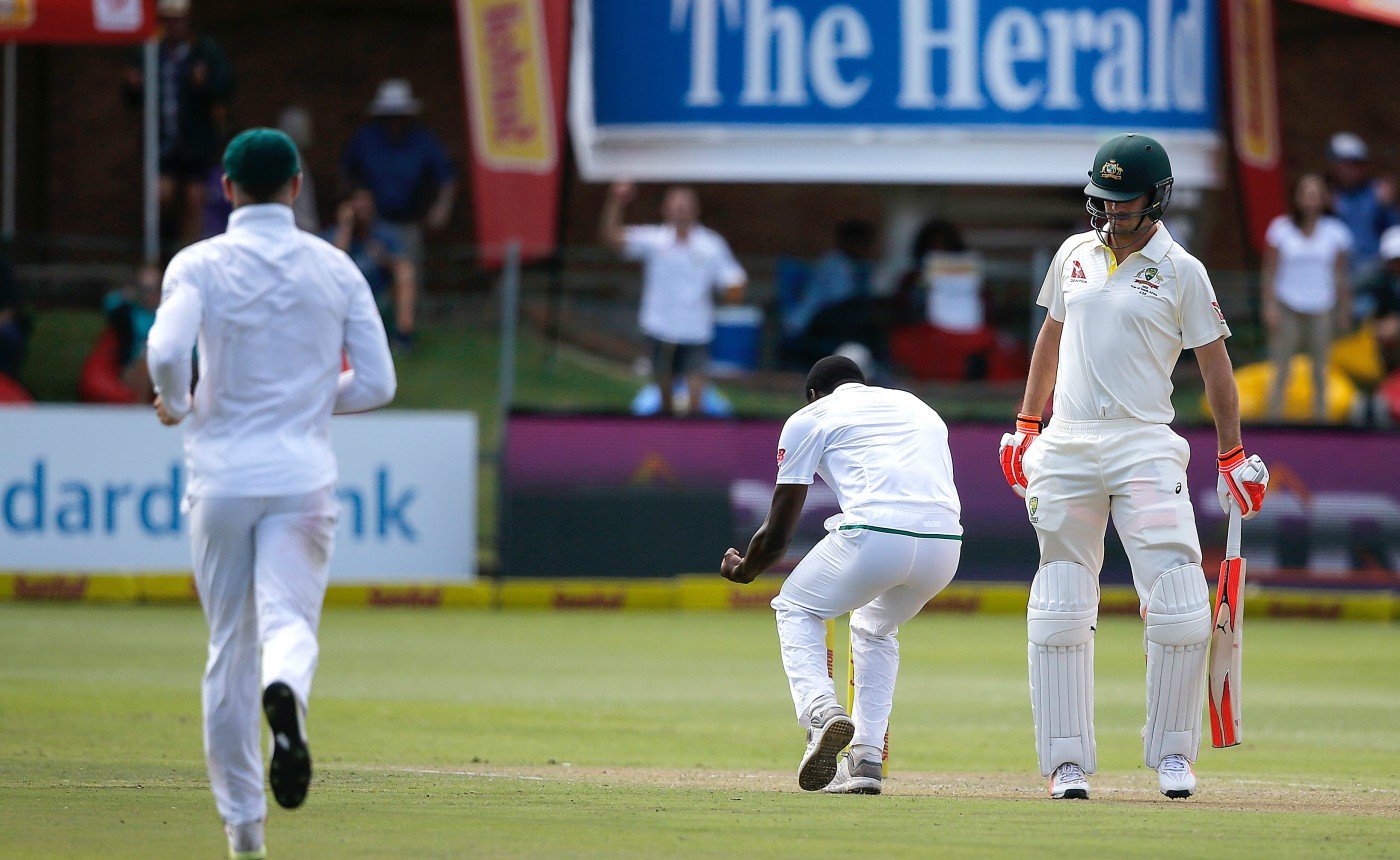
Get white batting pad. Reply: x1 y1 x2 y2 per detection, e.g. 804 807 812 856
1144 564 1212 768
1027 562 1099 776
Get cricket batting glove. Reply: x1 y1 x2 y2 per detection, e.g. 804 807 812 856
999 413 1043 498
1217 446 1269 520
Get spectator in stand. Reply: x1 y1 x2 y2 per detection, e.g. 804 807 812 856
1262 173 1353 422
326 188 416 350
1327 132 1398 288
104 263 163 402
781 220 892 367
124 0 234 252
341 80 456 293
894 219 969 326
279 105 321 233
600 182 747 416
1361 226 1400 370
0 245 30 381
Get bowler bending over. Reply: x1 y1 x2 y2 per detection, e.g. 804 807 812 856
721 356 962 794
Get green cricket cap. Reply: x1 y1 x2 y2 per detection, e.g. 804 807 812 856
1084 133 1172 202
223 128 301 191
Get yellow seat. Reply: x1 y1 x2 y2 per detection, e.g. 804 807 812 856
1329 323 1384 387
1204 357 1358 423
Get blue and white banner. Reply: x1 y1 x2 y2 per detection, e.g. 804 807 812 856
570 0 1221 185
0 406 478 581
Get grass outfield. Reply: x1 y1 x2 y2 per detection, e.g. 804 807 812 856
1 606 1396 857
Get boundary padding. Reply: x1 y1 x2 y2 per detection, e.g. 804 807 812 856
0 572 1394 621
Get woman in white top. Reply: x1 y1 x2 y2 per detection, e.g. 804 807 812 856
1262 173 1353 421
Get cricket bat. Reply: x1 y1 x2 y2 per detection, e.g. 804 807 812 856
1208 505 1245 748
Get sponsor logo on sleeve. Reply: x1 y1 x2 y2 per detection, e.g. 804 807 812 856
776 448 786 466
1211 301 1227 324
1069 261 1087 283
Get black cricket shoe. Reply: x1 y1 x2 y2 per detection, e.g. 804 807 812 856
263 681 311 809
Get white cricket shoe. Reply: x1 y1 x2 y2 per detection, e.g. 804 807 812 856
797 700 855 791
1158 754 1197 799
225 819 266 860
1049 762 1090 799
822 751 883 795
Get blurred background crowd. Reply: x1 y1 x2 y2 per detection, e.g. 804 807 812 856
1 0 1399 429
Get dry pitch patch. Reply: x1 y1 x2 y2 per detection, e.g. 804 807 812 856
371 763 1398 818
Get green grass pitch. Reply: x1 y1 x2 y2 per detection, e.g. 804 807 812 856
1 604 1396 857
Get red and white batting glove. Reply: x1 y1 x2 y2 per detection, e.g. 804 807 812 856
1217 445 1269 520
999 413 1042 499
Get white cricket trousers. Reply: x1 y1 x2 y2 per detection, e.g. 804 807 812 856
189 486 338 825
771 524 961 750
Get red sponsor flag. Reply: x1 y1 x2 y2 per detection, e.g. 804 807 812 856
0 0 155 44
456 0 570 269
1220 0 1288 253
1291 0 1400 27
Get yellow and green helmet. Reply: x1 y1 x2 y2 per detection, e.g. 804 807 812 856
1084 133 1174 221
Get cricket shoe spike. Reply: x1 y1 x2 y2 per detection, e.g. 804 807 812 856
1049 762 1090 799
224 819 266 860
822 751 883 795
263 681 312 810
1158 754 1197 799
797 700 854 791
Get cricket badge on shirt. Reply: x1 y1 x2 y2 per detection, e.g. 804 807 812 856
776 448 786 466
1069 261 1087 283
1130 266 1166 298
1028 496 1040 523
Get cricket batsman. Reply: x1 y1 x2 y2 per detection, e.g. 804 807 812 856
999 133 1269 800
721 356 962 794
147 128 397 858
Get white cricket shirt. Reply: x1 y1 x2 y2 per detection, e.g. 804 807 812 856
624 224 746 345
147 204 397 497
1265 215 1352 313
775 383 961 534
1038 226 1229 424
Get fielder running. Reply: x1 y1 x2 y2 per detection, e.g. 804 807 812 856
721 356 962 794
147 128 396 858
999 133 1269 800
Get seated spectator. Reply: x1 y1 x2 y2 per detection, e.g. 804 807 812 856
342 79 456 292
780 219 892 367
326 188 416 349
1362 226 1400 369
887 219 1017 381
784 219 875 338
80 264 161 404
0 244 30 382
1327 132 1398 288
894 219 968 326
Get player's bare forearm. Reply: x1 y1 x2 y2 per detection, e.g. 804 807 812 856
723 483 807 583
599 183 632 251
1196 337 1242 452
721 283 746 305
1019 315 1062 417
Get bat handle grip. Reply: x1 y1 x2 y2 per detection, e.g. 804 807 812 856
1225 505 1243 560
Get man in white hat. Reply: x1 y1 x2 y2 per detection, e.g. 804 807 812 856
1328 132 1399 287
341 79 457 347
